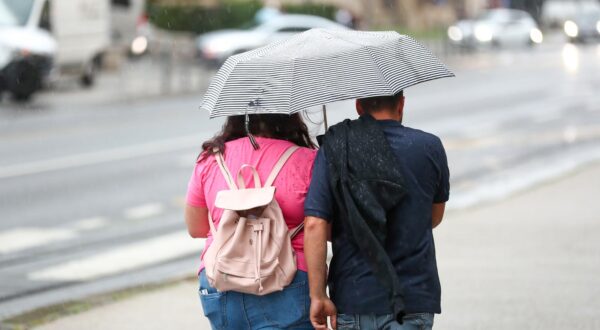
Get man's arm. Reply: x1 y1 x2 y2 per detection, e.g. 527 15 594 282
304 216 337 329
432 202 446 229
432 136 449 229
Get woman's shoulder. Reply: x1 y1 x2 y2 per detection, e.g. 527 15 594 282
195 151 218 177
292 145 317 160
272 139 317 161
196 150 215 164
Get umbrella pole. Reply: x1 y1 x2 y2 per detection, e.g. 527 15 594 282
322 104 328 131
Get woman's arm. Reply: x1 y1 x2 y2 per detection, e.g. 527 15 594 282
185 205 210 238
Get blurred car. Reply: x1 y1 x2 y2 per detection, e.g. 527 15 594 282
541 0 600 28
563 9 600 43
447 9 543 49
196 14 349 65
111 0 154 57
0 0 56 100
128 15 154 57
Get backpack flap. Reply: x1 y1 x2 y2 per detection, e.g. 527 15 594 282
215 186 276 211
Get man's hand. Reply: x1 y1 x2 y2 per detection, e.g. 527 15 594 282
310 297 337 329
305 216 335 328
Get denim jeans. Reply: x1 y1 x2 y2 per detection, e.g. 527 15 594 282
198 269 313 330
336 313 434 330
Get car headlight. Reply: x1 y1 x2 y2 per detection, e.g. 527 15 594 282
596 21 600 34
131 36 148 55
203 40 231 56
474 24 493 42
564 20 578 38
530 28 543 44
447 26 463 42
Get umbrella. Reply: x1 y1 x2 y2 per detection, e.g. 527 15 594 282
200 28 454 119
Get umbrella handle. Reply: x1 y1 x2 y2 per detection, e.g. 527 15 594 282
322 104 328 131
245 113 260 150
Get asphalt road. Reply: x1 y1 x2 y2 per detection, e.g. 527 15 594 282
1 36 599 319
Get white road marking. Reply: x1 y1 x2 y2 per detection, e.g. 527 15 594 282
171 196 186 208
179 152 199 168
533 111 562 124
0 134 203 179
563 126 578 144
68 217 109 231
28 232 204 281
460 121 501 139
124 203 164 220
0 228 77 254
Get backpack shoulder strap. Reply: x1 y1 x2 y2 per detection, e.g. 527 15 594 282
289 223 304 239
208 150 238 236
264 146 299 187
207 211 217 236
214 150 237 190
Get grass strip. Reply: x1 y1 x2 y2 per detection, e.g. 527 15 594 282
1 276 196 330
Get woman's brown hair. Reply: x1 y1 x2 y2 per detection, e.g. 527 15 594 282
199 113 316 161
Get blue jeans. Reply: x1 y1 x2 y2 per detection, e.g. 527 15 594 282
198 269 313 330
337 313 434 330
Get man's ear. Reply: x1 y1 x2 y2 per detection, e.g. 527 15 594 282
356 99 364 116
396 95 405 118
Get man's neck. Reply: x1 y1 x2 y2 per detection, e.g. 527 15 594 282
368 111 402 122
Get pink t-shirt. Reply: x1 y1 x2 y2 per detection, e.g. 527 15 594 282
186 137 317 272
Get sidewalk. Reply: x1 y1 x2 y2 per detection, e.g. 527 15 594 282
434 163 600 329
13 163 600 330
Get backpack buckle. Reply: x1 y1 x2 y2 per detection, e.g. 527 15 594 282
251 223 264 232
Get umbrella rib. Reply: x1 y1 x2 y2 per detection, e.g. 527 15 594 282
329 32 397 95
361 45 395 95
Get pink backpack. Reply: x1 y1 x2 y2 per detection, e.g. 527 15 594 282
203 146 304 295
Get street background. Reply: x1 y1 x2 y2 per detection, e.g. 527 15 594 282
1 0 600 329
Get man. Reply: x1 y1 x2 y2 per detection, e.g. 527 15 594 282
304 90 449 330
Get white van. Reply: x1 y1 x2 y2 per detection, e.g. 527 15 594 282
0 0 110 100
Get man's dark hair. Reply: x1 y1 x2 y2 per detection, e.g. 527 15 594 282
358 90 404 113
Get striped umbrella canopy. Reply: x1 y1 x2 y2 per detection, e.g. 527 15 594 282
200 28 454 118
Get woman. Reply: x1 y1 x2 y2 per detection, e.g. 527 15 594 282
185 113 317 329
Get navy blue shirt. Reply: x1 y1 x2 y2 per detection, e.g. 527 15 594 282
304 119 450 315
